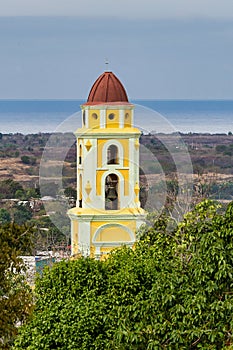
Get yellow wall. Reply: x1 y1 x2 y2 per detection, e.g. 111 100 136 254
79 174 82 200
96 226 131 242
90 220 136 259
83 108 133 129
120 139 129 167
91 220 136 242
120 169 129 195
96 170 105 195
97 139 106 168
71 219 137 260
89 110 100 129
106 110 119 128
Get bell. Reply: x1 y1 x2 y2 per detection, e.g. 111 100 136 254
106 186 118 201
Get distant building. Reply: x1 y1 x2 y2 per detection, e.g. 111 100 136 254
68 71 145 259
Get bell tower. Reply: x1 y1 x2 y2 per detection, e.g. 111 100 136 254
68 71 145 258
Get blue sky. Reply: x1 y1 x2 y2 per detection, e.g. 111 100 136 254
1 0 233 99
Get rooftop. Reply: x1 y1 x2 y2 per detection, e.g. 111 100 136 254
86 71 129 104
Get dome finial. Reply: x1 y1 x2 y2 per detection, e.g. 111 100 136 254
105 58 109 71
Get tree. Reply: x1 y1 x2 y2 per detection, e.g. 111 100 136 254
13 204 32 226
0 223 33 349
15 189 27 200
0 179 23 199
0 208 11 225
64 186 77 199
25 188 39 199
14 200 233 349
20 156 30 165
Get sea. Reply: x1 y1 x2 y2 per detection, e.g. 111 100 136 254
0 99 232 135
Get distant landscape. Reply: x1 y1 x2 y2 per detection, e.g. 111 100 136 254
0 131 232 193
0 131 232 252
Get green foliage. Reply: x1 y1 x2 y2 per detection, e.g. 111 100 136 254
25 188 40 199
209 181 233 200
0 179 23 199
0 223 34 349
21 155 30 164
216 144 233 157
14 200 233 349
13 204 32 225
0 179 38 201
216 144 228 153
64 186 77 198
0 208 11 225
20 155 37 165
15 189 27 200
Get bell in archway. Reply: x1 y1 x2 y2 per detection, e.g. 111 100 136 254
106 186 118 201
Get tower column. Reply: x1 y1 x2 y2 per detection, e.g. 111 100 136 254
68 71 145 258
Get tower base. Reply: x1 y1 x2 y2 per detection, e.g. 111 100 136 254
68 207 145 259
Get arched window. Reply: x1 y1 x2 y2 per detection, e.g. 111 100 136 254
107 145 119 164
79 174 82 208
105 174 118 210
124 112 131 127
79 144 82 165
92 113 98 120
82 110 86 126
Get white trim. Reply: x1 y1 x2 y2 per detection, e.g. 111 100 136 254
78 221 91 256
100 109 106 128
119 109 124 128
95 246 101 259
94 241 134 247
68 210 145 221
81 104 134 111
70 220 74 255
85 109 89 129
75 131 141 139
81 137 97 208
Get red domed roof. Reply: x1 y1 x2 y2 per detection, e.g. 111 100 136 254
86 71 129 104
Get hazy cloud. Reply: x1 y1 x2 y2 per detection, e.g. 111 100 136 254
1 0 233 19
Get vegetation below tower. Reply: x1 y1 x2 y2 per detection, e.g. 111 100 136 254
12 200 233 349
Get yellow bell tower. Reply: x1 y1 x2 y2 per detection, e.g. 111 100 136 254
68 71 145 258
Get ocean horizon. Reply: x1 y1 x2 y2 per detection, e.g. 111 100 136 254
0 99 232 135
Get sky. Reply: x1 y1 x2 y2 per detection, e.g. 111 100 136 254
0 0 233 99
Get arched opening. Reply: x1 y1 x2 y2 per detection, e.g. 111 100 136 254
107 145 119 164
124 112 131 127
79 144 82 165
105 173 118 210
79 174 82 208
92 113 98 120
82 110 86 126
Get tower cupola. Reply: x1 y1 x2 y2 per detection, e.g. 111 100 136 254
87 71 129 104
